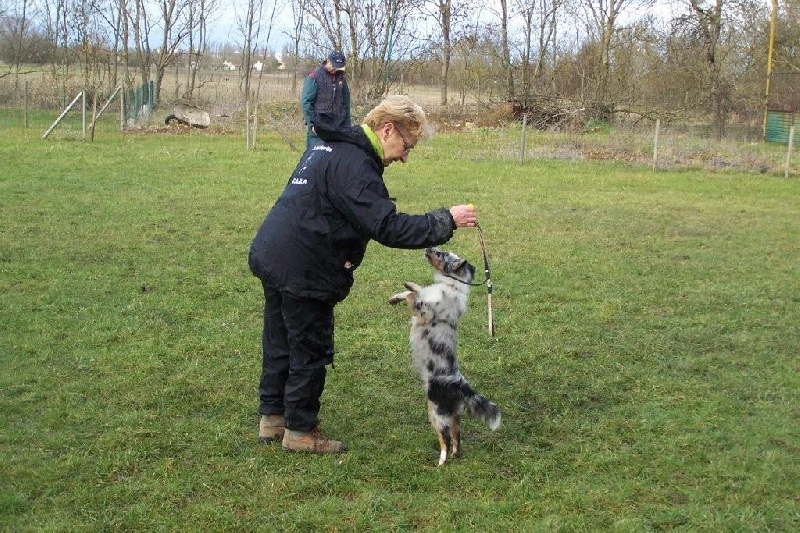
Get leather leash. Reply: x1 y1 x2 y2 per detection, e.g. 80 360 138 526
475 222 495 337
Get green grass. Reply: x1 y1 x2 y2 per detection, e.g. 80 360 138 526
1 127 798 531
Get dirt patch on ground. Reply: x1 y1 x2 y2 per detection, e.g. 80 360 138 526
125 121 239 136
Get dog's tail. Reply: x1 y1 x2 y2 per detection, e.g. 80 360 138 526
459 380 502 430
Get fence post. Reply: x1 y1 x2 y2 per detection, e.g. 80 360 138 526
88 86 122 131
89 93 97 142
652 119 660 172
82 91 87 141
245 100 251 150
42 91 84 139
785 126 794 179
24 81 29 128
253 103 259 150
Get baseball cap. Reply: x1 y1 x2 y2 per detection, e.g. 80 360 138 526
328 51 346 71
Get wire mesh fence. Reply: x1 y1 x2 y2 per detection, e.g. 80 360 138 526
1 71 795 177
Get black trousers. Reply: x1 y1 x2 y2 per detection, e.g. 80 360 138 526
258 280 335 432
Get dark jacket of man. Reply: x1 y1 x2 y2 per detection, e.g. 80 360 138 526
300 64 351 130
248 120 455 304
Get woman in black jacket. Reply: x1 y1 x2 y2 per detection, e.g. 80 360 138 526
249 95 477 453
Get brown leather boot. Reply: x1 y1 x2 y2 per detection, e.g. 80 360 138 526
258 415 285 443
282 426 347 453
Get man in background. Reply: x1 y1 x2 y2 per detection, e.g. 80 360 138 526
301 51 351 150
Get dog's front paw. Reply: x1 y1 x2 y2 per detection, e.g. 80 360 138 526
404 281 423 293
388 291 410 305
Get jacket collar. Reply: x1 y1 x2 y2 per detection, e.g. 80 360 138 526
361 124 383 160
314 120 384 169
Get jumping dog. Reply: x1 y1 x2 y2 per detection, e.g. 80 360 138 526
389 247 501 465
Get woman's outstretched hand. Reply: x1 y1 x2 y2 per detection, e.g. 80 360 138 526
449 204 477 228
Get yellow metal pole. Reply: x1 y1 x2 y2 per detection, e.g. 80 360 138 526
763 0 779 140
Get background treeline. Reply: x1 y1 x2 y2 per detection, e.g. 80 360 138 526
0 0 798 138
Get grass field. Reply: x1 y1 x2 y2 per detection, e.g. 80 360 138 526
1 126 798 531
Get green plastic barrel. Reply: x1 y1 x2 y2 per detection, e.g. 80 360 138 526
765 110 797 144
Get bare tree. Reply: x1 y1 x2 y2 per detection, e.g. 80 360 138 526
436 0 452 105
300 0 418 99
774 0 798 73
126 0 207 105
236 0 277 99
685 0 727 138
185 0 217 98
6 0 31 86
513 0 561 101
5 0 778 137
306 0 344 51
152 0 191 104
91 0 130 89
351 0 414 98
52 0 75 102
118 0 130 88
419 0 471 106
130 0 150 88
498 0 513 101
285 0 308 94
74 0 104 90
235 0 280 149
577 0 654 111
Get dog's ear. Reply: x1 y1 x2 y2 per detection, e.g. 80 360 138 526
446 258 466 273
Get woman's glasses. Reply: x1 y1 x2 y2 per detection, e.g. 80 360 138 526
397 128 414 154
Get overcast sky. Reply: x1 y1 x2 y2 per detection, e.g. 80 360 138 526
206 0 771 51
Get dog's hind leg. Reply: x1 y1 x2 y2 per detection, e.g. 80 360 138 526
450 414 461 459
428 400 451 466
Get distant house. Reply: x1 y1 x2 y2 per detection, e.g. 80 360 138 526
222 60 236 71
253 61 263 72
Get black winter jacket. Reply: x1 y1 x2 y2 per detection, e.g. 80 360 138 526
248 121 456 304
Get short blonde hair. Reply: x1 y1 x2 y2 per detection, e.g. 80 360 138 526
363 94 432 143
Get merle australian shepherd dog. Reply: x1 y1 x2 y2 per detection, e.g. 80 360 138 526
389 247 501 466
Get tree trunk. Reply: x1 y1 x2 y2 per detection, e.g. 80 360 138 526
690 0 726 139
499 0 514 101
439 0 451 107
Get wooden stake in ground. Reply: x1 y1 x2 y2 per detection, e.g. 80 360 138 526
90 93 97 143
652 119 660 172
785 126 795 179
